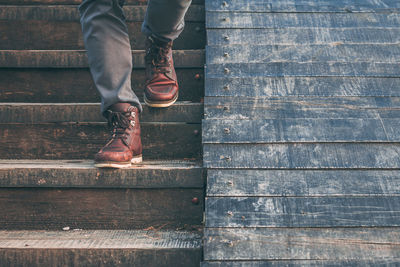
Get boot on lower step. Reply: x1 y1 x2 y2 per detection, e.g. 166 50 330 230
95 103 142 168
144 35 179 108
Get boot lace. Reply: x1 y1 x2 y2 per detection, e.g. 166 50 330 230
106 110 135 146
145 38 172 74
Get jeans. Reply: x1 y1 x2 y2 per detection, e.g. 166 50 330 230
78 0 192 115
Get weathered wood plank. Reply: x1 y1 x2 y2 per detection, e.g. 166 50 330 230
206 62 400 78
207 28 400 45
0 159 203 188
207 13 400 29
204 96 400 119
0 68 204 103
0 123 201 160
0 230 201 267
205 0 400 12
203 118 400 143
203 143 400 169
0 188 203 229
205 77 400 97
204 228 400 260
207 169 400 197
201 260 400 267
207 44 400 64
0 5 204 21
0 21 205 50
206 196 400 227
0 103 203 123
0 50 204 68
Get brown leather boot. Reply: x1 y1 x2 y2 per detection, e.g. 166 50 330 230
144 36 178 108
95 103 142 168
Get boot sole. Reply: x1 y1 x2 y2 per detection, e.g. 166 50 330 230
94 155 143 169
144 93 178 108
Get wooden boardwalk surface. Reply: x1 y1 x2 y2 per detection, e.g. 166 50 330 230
202 0 400 265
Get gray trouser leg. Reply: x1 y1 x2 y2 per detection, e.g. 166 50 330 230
78 0 191 115
142 0 192 42
79 0 142 115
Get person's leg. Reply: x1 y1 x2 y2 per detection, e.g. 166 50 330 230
142 0 192 42
78 0 142 168
141 0 192 107
79 0 142 115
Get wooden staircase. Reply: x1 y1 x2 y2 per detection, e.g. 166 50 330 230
0 1 205 266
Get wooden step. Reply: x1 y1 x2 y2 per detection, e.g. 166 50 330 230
0 103 202 160
207 12 400 29
0 5 205 50
204 228 400 261
0 160 204 229
207 28 400 46
204 96 400 120
0 0 204 4
206 0 400 12
0 50 204 102
0 229 202 267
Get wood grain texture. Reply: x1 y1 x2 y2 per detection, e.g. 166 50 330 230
0 50 204 68
0 21 205 50
0 103 203 123
205 0 400 12
202 118 400 143
0 123 201 160
205 196 400 227
203 143 400 169
0 188 203 229
0 5 204 21
204 228 400 261
206 44 400 64
204 96 400 120
207 12 400 29
207 169 400 197
0 159 203 188
0 230 202 267
0 0 203 4
207 28 400 46
0 68 204 103
206 62 400 78
201 260 400 267
205 77 400 97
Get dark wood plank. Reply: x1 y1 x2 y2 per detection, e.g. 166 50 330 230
206 62 400 78
203 118 400 143
0 5 204 22
0 103 203 123
0 21 205 50
204 228 400 260
207 28 400 46
0 188 203 229
0 50 204 68
0 68 204 102
202 260 400 267
207 44 400 64
0 0 203 4
0 160 203 188
203 143 400 169
207 13 400 29
205 0 400 12
0 123 201 160
206 196 400 227
205 77 400 97
204 96 400 120
0 230 201 267
207 169 400 197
